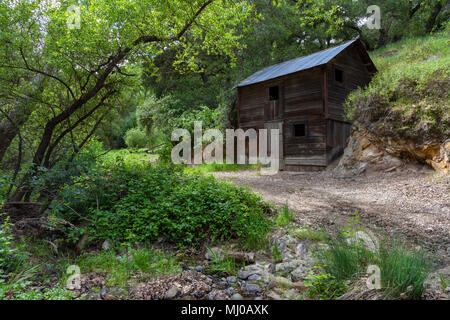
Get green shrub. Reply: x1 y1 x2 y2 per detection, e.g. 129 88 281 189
0 215 28 277
304 266 350 300
54 156 272 250
124 127 148 148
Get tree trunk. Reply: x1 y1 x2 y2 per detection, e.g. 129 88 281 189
425 2 443 33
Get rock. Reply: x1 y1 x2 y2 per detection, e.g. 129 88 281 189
243 284 261 296
290 266 309 282
195 266 203 272
275 260 303 274
226 276 236 284
346 230 379 253
268 276 293 289
267 291 282 300
224 287 236 296
248 274 262 282
292 281 307 292
164 286 180 299
422 266 450 300
231 293 244 300
208 289 229 300
238 270 252 280
102 240 112 250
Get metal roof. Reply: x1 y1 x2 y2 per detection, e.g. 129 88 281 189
237 39 358 88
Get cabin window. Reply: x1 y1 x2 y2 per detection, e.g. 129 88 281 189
335 68 344 83
269 86 279 101
294 124 306 137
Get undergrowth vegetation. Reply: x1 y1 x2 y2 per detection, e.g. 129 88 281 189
313 223 432 300
345 29 449 142
47 148 273 250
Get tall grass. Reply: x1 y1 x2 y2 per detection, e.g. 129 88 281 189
378 239 431 299
318 232 432 299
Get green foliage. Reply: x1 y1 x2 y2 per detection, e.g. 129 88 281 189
275 204 295 227
205 248 243 276
292 226 327 242
317 222 432 299
184 163 261 175
319 232 375 282
345 30 449 142
51 153 272 250
378 239 431 299
72 247 181 291
304 266 350 300
0 215 28 278
124 127 148 148
272 242 282 263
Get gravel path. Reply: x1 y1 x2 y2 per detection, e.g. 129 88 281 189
213 168 450 265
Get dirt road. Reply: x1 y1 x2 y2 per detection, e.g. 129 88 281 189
214 168 450 265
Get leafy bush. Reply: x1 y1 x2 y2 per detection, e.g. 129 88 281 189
124 127 148 148
0 215 27 278
53 155 272 250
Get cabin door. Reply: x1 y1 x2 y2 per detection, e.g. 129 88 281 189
263 121 284 171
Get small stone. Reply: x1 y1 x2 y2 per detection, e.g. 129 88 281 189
195 266 203 272
244 284 261 296
268 276 292 289
231 293 244 300
165 286 180 299
248 274 262 282
102 240 112 250
226 276 237 284
292 281 307 292
238 271 252 280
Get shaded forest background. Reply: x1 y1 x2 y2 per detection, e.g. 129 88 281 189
0 0 448 204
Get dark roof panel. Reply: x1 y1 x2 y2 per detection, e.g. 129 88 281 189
237 39 358 87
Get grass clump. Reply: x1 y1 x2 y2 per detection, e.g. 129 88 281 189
292 226 327 242
71 247 181 292
317 230 432 299
184 163 261 175
377 239 431 299
275 204 295 227
204 248 243 276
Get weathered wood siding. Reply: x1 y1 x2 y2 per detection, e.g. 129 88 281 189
326 46 372 122
237 42 375 169
282 68 327 166
238 84 266 130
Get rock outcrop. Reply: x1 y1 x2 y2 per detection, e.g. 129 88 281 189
336 126 449 175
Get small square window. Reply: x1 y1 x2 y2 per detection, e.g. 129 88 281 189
294 124 306 137
269 86 279 101
335 69 344 83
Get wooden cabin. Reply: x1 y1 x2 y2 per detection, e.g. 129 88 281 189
237 39 377 170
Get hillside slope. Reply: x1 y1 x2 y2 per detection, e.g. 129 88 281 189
337 30 449 174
